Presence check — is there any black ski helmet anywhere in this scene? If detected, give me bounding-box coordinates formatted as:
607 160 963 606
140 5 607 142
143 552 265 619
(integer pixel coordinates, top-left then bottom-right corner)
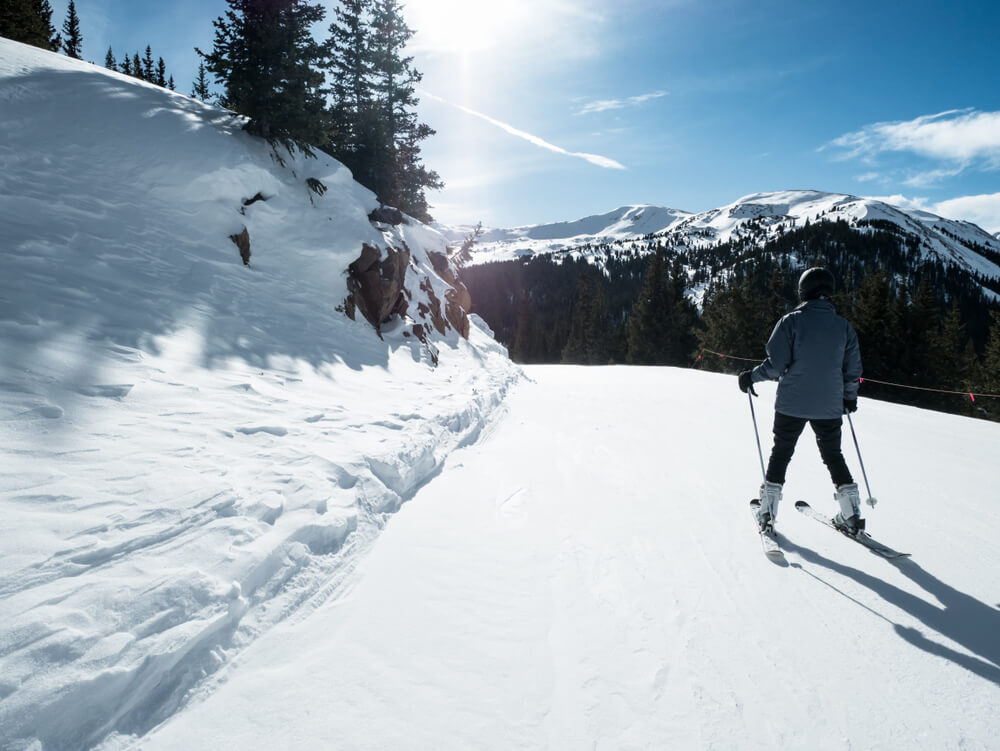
798 267 835 301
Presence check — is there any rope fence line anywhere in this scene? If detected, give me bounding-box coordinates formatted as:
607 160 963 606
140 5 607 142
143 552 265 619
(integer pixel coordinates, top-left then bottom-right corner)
696 347 1000 402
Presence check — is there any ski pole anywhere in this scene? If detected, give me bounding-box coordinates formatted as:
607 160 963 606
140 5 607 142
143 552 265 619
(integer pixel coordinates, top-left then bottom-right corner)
748 391 766 482
846 411 878 507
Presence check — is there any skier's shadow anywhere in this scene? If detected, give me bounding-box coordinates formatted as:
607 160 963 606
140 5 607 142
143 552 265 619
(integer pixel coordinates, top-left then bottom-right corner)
778 536 1000 686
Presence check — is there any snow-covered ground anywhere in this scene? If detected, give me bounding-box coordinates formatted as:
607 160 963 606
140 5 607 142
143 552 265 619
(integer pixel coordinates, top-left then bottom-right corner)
135 366 1000 750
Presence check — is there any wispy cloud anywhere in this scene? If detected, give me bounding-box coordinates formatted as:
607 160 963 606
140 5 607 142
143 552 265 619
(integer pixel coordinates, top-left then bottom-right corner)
826 109 1000 171
421 91 626 170
576 90 668 116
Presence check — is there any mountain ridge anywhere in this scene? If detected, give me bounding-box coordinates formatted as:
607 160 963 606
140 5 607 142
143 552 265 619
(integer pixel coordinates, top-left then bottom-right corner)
444 191 1000 298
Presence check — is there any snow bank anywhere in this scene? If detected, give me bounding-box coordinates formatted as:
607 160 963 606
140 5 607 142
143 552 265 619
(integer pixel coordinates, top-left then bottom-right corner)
0 38 518 750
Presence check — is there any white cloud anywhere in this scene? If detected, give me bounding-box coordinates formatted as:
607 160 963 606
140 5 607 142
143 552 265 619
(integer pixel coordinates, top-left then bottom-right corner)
932 192 1000 234
576 90 668 116
854 172 882 183
827 109 1000 170
421 91 626 170
864 192 1000 234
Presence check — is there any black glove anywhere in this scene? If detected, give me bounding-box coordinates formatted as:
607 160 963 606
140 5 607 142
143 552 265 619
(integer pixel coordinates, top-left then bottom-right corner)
738 370 757 396
844 398 858 413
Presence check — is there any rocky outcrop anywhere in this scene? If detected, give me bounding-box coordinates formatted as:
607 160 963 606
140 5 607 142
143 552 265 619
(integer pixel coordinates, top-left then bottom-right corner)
428 250 472 337
230 227 251 265
368 206 407 226
344 243 410 334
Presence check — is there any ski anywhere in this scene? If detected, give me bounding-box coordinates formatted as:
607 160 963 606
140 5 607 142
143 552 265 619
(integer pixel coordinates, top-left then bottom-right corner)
750 499 784 560
794 501 910 559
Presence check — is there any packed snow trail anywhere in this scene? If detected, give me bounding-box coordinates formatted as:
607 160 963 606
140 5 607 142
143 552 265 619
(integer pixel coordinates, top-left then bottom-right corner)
137 366 1000 751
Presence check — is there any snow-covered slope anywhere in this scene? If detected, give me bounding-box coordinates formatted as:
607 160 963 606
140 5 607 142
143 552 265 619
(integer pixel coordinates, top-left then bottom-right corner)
436 204 691 263
139 366 1000 750
0 38 518 749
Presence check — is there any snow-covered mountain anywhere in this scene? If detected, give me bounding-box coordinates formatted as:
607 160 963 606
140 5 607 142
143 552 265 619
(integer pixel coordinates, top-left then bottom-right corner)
0 37 518 749
452 191 1000 296
435 204 691 261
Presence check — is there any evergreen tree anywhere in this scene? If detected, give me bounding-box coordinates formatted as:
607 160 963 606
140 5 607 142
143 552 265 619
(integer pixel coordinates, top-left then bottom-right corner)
105 45 116 70
167 75 175 91
982 310 1000 398
1 0 48 48
367 0 441 220
36 0 59 49
849 268 898 402
132 52 143 79
156 56 167 87
324 0 374 179
627 250 672 364
562 274 610 364
142 45 155 81
61 0 82 59
119 55 132 77
199 0 329 155
191 61 211 100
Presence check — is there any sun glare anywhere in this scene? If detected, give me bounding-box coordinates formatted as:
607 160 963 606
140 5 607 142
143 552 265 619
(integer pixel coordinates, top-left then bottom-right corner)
407 0 537 55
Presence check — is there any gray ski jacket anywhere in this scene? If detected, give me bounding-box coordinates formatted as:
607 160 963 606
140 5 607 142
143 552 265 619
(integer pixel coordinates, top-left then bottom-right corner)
749 299 862 420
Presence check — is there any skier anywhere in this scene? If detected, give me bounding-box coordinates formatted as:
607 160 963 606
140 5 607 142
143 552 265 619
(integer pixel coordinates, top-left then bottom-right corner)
738 267 864 534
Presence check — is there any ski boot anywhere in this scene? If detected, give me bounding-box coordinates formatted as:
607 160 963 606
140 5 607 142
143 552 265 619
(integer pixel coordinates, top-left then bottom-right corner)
833 483 866 535
756 481 783 533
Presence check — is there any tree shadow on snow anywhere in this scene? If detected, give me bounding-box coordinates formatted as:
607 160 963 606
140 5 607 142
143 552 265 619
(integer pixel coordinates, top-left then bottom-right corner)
780 538 1000 687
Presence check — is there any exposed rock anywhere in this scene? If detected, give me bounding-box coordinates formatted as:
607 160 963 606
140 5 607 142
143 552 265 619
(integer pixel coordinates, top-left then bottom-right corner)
368 205 407 226
427 251 472 313
345 243 410 334
230 227 251 265
418 278 447 336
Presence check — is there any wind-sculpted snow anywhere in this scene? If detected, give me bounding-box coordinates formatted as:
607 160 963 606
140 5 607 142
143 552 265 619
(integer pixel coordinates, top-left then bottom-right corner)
0 38 519 750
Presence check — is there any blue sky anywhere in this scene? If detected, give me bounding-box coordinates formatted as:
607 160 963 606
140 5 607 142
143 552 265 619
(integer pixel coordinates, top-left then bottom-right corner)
57 0 1000 230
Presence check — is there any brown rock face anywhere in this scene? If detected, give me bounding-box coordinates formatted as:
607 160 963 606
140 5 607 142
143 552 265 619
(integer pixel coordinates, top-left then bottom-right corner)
345 243 410 334
230 227 251 265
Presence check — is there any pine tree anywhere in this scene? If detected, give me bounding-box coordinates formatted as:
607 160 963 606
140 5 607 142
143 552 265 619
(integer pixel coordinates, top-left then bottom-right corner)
36 0 59 50
1 0 47 48
105 46 116 70
156 56 167 87
199 0 329 155
324 0 375 183
119 55 132 77
142 45 155 81
132 52 143 79
562 274 610 364
982 310 1000 397
191 61 211 101
61 0 82 59
367 0 441 220
167 75 175 91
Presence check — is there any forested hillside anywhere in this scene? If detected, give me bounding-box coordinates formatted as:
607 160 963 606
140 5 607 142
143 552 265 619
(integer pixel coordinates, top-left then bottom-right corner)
462 219 1000 419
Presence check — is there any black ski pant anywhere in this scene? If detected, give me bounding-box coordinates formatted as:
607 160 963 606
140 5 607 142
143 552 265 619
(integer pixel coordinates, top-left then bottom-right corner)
765 412 854 486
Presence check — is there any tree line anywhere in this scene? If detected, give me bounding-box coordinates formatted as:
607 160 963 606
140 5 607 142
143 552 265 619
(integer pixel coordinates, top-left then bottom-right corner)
1 0 441 221
462 220 1000 421
198 0 440 220
2 1 179 91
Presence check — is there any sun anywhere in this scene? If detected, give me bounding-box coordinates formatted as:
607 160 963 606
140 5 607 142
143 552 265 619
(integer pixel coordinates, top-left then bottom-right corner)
406 0 538 56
